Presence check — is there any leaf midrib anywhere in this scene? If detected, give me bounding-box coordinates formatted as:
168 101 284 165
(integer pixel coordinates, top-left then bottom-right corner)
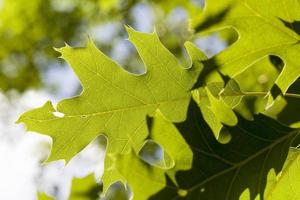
23 97 190 122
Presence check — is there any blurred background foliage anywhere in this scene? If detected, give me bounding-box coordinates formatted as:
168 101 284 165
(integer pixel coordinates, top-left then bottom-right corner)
0 0 202 93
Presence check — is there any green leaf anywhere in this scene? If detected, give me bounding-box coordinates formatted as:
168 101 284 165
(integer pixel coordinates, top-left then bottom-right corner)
17 27 206 193
264 148 300 200
240 148 300 199
138 139 175 170
69 174 101 200
39 174 102 200
195 0 300 99
101 182 128 200
234 56 279 120
149 112 194 184
220 79 244 108
205 87 238 126
17 27 204 161
38 193 54 200
102 112 193 199
192 81 238 138
150 100 299 200
103 151 166 200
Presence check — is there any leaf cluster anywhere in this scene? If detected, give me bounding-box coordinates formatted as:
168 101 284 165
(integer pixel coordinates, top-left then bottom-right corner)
18 0 300 199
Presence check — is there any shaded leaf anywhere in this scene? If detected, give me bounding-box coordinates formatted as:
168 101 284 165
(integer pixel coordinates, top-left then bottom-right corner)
150 100 299 200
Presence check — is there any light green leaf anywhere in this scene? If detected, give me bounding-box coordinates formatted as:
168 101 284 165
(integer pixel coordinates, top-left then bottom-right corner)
17 27 205 162
195 0 300 99
264 148 300 200
234 56 280 120
103 151 166 200
220 79 244 108
102 112 193 199
69 174 101 200
149 112 193 184
192 82 238 138
38 193 54 200
17 27 206 195
192 83 223 137
138 139 175 170
101 182 128 200
205 87 237 126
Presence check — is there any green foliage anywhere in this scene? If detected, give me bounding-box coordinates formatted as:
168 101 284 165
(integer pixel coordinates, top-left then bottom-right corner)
38 193 54 200
69 174 101 200
0 0 199 92
193 81 238 138
149 101 299 200
18 0 300 199
18 27 205 160
102 111 193 199
220 79 244 108
38 174 101 200
0 0 93 91
149 0 202 18
18 27 206 197
263 148 300 200
101 182 128 200
195 0 300 102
